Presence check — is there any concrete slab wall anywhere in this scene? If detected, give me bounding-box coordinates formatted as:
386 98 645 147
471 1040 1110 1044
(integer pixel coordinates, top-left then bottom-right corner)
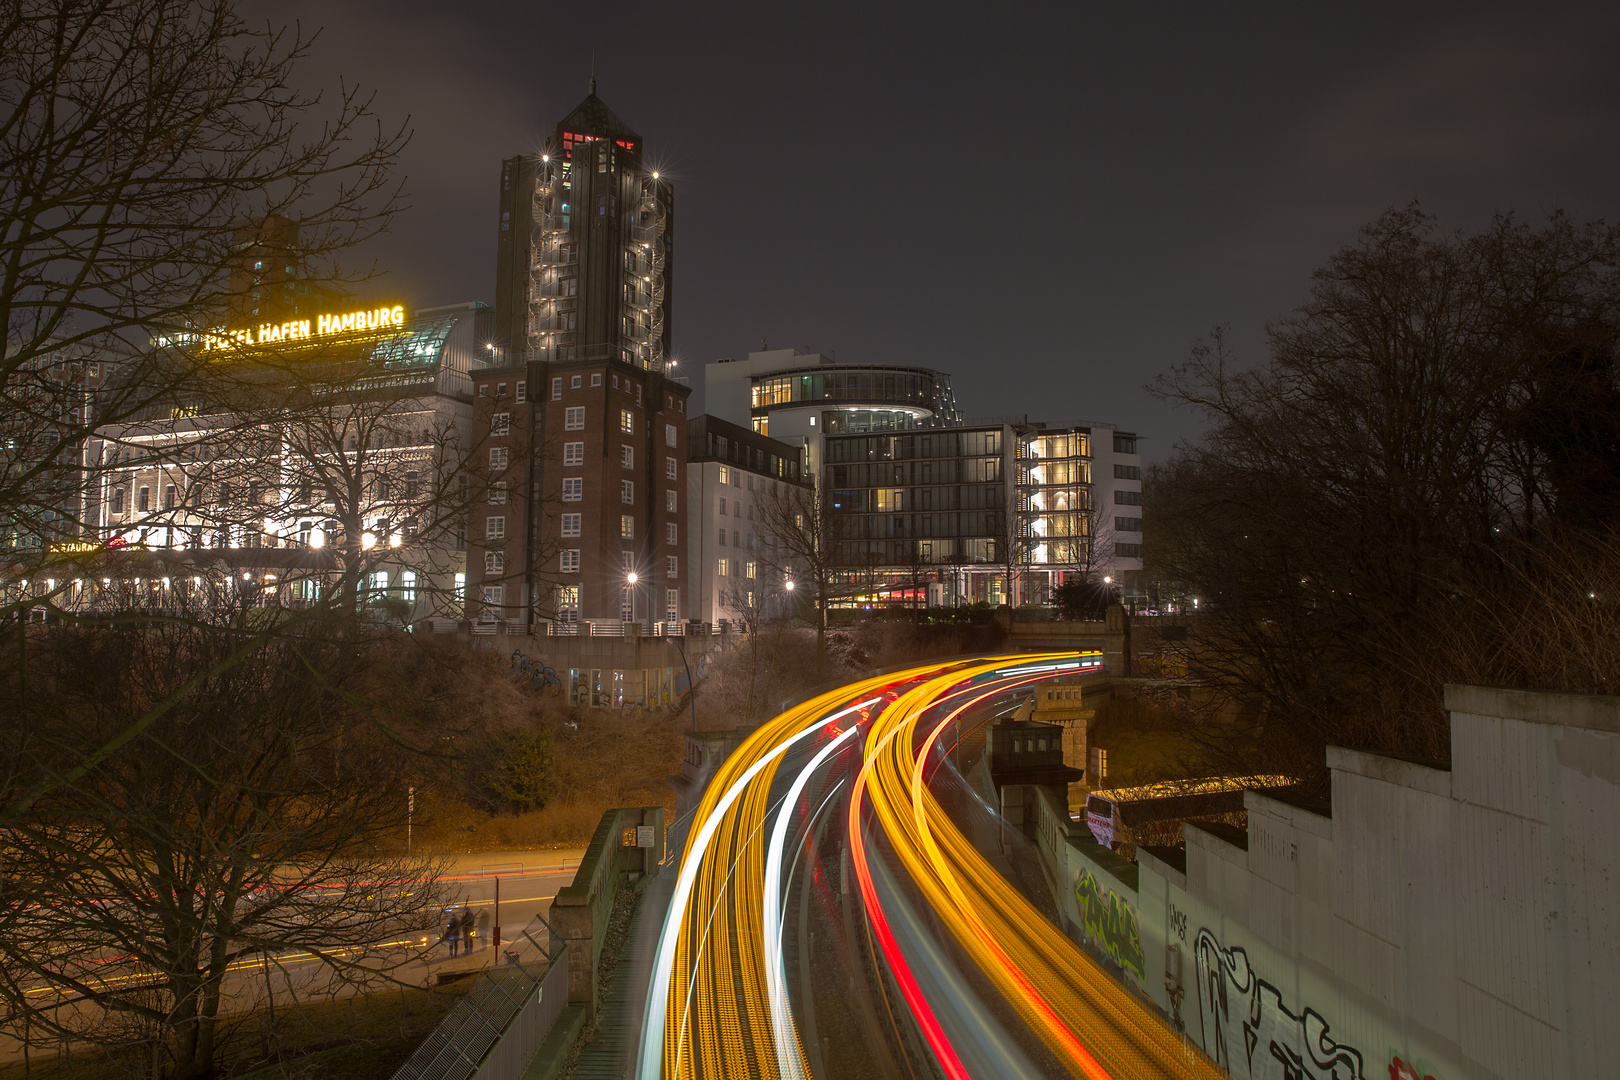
1129 685 1620 1080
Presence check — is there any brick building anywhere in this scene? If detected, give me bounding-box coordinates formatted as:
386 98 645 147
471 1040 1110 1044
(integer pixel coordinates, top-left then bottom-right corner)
469 358 690 627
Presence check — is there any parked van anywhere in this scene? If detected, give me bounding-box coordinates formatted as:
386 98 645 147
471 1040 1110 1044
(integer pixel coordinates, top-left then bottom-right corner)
1083 775 1291 856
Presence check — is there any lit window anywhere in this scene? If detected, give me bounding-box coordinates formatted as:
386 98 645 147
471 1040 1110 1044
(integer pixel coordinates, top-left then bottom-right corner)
621 444 633 468
485 516 506 539
561 549 580 573
621 480 634 504
620 515 634 539
491 413 510 436
485 550 504 573
620 409 634 434
489 446 509 470
565 407 585 430
561 513 581 537
717 558 729 577
746 561 757 579
718 466 730 485
564 441 584 466
666 555 678 578
488 481 507 504
563 477 582 501
666 489 677 512
666 456 678 480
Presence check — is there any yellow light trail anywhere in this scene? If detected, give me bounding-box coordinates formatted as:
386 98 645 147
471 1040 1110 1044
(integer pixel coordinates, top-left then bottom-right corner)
647 653 1222 1080
854 660 1225 1080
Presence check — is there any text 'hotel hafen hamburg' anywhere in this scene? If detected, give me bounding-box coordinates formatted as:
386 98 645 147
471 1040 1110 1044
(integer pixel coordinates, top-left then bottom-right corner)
89 284 496 621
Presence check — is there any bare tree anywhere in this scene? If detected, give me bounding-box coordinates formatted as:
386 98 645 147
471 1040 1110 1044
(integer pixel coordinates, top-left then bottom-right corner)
0 616 453 1080
716 564 790 724
1147 206 1620 771
755 474 854 678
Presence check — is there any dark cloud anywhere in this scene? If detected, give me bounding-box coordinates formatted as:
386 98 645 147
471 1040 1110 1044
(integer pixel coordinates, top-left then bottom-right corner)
244 0 1620 458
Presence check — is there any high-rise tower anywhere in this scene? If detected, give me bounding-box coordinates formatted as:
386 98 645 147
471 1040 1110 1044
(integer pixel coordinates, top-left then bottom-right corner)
475 85 688 630
494 82 673 371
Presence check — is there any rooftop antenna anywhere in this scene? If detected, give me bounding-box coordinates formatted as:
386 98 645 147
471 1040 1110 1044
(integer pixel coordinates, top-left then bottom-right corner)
590 52 597 95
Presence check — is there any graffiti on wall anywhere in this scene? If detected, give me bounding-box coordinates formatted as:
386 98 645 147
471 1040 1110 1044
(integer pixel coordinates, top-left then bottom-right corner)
1193 927 1366 1080
1074 868 1146 980
1388 1055 1440 1080
509 649 561 692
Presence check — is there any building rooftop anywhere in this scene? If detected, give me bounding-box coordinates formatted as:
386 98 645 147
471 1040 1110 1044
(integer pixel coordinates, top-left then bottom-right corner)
557 86 641 144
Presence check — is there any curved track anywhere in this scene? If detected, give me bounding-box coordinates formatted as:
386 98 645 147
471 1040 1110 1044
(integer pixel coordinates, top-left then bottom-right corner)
639 654 1223 1080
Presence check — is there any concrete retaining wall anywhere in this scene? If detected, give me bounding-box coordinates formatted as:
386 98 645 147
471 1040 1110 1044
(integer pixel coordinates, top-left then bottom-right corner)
1131 684 1620 1080
549 806 664 1009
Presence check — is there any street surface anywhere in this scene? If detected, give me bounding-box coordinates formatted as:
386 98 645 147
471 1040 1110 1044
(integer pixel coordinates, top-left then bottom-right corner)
0 850 585 1066
638 654 1223 1080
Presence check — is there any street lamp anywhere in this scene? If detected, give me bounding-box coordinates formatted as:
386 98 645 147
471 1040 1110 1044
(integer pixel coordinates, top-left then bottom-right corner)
361 531 377 550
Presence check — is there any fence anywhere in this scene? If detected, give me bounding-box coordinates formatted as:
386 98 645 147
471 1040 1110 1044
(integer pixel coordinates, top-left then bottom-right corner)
389 912 568 1080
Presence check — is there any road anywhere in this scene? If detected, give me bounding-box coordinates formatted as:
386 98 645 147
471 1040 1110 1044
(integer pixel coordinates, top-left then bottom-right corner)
0 851 584 1066
637 654 1224 1080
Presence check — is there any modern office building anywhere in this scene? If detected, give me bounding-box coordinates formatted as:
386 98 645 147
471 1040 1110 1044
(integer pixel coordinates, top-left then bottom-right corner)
704 346 1144 609
684 414 806 623
704 347 961 474
473 86 689 629
494 81 673 372
1023 423 1143 598
825 423 1019 606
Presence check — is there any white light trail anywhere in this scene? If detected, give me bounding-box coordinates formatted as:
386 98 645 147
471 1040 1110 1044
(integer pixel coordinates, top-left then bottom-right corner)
636 697 879 1080
763 726 859 1080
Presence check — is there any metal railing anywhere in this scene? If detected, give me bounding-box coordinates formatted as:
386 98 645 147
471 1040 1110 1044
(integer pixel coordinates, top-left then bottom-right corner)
389 912 567 1080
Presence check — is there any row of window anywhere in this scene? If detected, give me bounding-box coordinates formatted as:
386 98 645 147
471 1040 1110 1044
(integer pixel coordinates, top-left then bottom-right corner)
477 381 527 402
483 550 682 584
477 585 680 621
557 513 679 545
715 559 759 578
1115 517 1142 533
559 477 676 510
488 513 643 541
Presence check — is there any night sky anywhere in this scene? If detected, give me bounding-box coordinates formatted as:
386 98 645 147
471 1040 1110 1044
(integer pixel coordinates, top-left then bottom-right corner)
255 0 1620 460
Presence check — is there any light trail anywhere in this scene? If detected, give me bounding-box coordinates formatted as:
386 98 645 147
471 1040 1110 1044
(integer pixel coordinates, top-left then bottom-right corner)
762 724 860 1080
641 652 1222 1080
639 685 894 1080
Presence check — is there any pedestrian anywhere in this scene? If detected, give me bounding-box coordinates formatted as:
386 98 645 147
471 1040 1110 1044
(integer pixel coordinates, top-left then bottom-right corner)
460 906 475 952
477 909 490 949
445 916 461 958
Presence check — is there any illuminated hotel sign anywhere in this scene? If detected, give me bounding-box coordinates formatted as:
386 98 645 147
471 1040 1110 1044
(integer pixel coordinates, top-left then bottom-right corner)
155 304 407 352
